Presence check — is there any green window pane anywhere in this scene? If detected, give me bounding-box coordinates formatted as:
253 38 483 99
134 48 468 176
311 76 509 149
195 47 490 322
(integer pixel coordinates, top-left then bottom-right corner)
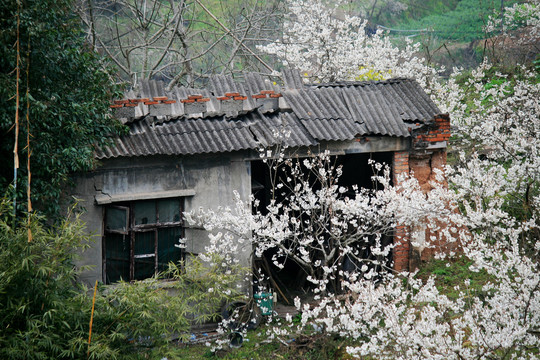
134 200 156 225
158 198 181 223
158 227 183 272
104 233 130 283
134 231 156 280
105 207 128 232
134 231 155 255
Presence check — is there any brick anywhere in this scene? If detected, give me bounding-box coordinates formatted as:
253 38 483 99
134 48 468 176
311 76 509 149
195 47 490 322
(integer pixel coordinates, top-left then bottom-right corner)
149 103 172 116
233 96 247 100
130 98 149 103
114 106 135 118
181 99 195 103
225 92 240 97
153 96 168 101
217 96 231 101
110 104 124 108
125 103 138 107
196 98 210 102
184 101 206 114
220 98 243 113
144 101 159 105
394 153 409 159
161 100 176 104
114 99 129 105
393 221 410 272
252 94 267 99
261 90 275 95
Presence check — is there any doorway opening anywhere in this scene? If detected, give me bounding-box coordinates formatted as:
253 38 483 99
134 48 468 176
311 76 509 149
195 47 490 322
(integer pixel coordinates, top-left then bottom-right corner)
250 152 394 300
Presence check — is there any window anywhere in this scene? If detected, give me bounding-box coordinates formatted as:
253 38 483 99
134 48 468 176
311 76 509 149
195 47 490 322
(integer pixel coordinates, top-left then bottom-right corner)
103 198 184 284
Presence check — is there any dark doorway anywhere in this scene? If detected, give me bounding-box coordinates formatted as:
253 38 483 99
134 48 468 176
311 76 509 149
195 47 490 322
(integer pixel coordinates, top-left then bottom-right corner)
250 152 394 298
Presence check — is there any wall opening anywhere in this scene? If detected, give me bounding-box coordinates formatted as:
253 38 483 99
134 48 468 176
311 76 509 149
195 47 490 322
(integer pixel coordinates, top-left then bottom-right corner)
250 152 394 298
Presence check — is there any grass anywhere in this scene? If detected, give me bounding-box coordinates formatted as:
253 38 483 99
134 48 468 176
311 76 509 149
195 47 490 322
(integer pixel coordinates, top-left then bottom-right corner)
161 326 360 359
395 0 521 42
416 256 492 300
122 257 496 359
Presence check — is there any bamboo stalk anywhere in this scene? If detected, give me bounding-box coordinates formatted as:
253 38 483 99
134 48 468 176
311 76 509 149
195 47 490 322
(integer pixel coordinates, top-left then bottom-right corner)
26 39 32 242
88 280 98 359
13 0 21 221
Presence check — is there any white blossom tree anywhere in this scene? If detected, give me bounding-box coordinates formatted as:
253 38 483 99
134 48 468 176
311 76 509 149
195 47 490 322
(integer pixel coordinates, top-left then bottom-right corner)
291 66 540 358
188 0 540 357
258 0 439 88
482 0 540 66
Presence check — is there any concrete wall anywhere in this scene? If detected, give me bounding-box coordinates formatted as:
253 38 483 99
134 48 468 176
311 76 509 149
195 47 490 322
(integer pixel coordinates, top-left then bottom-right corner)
72 152 252 285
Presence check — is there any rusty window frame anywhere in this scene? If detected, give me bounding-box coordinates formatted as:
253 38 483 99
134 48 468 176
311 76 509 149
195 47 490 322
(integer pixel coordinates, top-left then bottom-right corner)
103 198 184 283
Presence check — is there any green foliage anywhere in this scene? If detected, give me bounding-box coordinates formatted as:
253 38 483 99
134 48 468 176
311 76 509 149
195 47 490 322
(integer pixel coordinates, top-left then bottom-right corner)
399 0 461 25
397 0 519 41
0 0 125 218
0 197 93 359
0 196 246 359
89 255 247 358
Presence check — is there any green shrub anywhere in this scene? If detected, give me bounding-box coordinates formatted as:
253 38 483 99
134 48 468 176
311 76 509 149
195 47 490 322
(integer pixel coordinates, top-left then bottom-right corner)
0 198 94 359
0 197 246 359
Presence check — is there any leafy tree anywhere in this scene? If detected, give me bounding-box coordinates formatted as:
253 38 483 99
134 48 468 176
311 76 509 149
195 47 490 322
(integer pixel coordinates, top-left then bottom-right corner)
0 198 94 359
0 0 125 218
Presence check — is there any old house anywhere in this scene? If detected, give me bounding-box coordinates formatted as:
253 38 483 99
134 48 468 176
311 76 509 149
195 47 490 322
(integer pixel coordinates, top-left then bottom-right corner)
72 69 450 286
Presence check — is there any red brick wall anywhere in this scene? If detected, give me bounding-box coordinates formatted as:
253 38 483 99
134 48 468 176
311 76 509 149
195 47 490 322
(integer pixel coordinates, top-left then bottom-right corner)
392 151 410 272
413 115 451 148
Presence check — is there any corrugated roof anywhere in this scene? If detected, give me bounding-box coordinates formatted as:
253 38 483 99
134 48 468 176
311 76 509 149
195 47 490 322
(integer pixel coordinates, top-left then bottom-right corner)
282 78 437 139
100 71 443 159
281 68 306 89
96 109 317 159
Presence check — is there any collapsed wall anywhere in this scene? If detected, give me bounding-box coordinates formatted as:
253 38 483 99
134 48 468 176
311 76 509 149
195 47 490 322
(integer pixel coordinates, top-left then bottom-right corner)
392 115 460 271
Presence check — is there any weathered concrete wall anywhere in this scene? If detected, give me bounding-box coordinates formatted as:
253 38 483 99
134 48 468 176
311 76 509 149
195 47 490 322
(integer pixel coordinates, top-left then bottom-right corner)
72 152 252 286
